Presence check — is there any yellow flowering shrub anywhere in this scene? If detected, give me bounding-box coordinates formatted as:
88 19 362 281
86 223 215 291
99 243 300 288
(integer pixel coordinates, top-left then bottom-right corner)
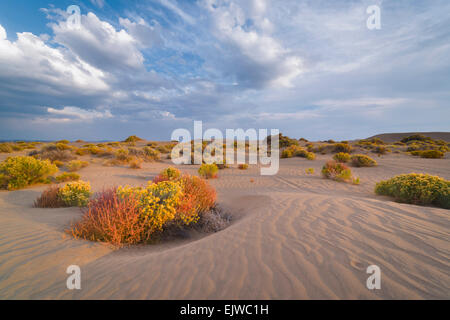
0 156 58 190
59 181 92 207
375 174 449 209
118 181 183 232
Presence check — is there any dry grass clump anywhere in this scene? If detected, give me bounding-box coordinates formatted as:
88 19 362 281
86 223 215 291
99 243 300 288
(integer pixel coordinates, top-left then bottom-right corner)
321 161 353 182
55 172 80 183
68 175 219 246
238 164 249 170
351 154 377 167
129 158 143 169
30 144 76 162
198 163 219 179
34 186 66 208
333 152 351 163
53 160 64 168
67 160 89 172
0 156 58 190
375 174 449 209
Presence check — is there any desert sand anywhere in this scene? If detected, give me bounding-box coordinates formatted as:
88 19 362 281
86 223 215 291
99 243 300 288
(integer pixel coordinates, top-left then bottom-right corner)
0 152 449 300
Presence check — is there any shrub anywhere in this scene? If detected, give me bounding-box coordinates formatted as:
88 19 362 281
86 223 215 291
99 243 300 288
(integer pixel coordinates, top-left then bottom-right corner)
154 167 181 183
375 174 449 209
333 143 352 153
400 134 433 144
373 146 389 155
282 145 316 160
142 147 160 161
305 168 315 175
56 172 80 183
198 163 218 179
333 152 351 163
238 164 249 170
176 175 217 225
30 146 75 162
69 176 218 246
69 188 152 246
67 160 89 172
321 161 352 182
0 156 58 190
58 181 92 207
0 143 13 153
351 154 377 167
129 158 143 169
412 150 444 159
118 181 183 232
115 149 132 163
56 140 70 144
34 186 66 208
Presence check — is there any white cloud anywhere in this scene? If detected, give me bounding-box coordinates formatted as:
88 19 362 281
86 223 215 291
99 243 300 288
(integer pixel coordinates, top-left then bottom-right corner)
47 106 113 121
119 17 163 48
51 12 144 71
203 0 303 88
0 24 109 93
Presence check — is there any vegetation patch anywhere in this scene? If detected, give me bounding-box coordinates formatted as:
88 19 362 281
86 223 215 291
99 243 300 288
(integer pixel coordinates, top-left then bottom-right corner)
67 160 89 172
0 156 58 190
56 172 80 183
375 174 449 209
333 152 351 163
321 161 353 182
351 154 377 167
68 175 221 246
58 181 92 207
198 163 219 179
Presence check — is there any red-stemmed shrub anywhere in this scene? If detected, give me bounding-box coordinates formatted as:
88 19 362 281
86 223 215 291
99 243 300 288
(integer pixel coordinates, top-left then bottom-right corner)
69 188 152 246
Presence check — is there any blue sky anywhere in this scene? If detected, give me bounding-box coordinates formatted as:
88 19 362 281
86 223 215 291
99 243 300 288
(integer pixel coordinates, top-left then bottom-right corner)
0 0 449 141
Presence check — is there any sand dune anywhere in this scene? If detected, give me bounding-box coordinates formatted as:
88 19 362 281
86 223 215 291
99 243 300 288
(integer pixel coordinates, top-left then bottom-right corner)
0 154 449 299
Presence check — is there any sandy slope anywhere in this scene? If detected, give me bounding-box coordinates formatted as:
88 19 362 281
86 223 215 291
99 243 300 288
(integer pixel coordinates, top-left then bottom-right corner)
0 154 449 299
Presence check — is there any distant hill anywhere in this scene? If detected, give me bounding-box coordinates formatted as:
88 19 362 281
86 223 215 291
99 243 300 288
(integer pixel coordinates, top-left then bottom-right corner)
367 132 450 143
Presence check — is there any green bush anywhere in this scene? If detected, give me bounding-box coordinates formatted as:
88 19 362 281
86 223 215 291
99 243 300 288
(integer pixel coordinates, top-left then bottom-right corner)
67 160 89 172
333 143 352 153
282 145 315 160
351 154 377 167
142 146 161 161
321 161 352 182
56 172 81 183
0 156 58 190
198 164 218 179
375 174 449 209
411 150 444 159
333 152 351 163
58 181 92 207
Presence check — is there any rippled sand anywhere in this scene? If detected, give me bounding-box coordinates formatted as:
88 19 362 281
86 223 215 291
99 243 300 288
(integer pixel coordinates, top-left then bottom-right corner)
0 153 449 299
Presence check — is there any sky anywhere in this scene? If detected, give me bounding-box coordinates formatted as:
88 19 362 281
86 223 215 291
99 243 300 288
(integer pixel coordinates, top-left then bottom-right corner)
0 0 449 141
